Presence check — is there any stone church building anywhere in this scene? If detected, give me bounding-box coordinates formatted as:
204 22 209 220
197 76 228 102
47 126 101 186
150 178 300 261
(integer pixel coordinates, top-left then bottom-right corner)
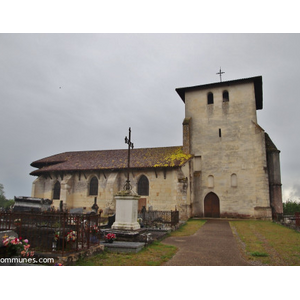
30 76 283 220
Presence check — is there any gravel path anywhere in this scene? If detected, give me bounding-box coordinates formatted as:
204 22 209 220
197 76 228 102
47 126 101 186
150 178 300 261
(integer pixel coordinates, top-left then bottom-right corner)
162 219 251 266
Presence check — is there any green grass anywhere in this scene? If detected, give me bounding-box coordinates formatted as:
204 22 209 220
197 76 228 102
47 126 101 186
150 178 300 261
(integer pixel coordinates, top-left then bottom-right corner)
230 220 300 266
170 219 206 237
76 219 300 266
76 241 177 266
250 251 269 257
76 219 206 266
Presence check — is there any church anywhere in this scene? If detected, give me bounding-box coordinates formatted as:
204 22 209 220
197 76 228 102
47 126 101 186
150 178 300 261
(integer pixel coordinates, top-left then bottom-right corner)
30 76 283 220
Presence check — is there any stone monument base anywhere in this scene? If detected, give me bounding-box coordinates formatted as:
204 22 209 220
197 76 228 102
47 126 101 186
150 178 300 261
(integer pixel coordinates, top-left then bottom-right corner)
111 222 140 231
111 191 141 231
102 228 147 242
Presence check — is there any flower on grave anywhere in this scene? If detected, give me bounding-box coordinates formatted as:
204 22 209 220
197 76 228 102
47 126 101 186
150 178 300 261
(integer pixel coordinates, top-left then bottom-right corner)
54 232 60 241
90 225 100 235
14 219 21 226
21 250 34 257
104 233 116 241
137 218 143 224
2 236 34 257
65 230 77 242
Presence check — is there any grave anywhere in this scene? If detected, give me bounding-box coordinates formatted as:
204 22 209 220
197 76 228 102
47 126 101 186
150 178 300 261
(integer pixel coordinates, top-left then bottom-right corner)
100 241 145 253
103 189 147 247
101 128 147 252
13 196 52 212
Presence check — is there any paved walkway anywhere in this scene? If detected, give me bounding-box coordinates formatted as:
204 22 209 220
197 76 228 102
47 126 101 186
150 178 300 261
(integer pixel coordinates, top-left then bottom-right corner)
162 219 250 266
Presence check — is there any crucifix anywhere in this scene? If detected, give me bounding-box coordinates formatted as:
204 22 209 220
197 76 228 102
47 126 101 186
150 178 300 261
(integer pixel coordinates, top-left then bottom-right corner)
216 67 225 82
124 127 134 190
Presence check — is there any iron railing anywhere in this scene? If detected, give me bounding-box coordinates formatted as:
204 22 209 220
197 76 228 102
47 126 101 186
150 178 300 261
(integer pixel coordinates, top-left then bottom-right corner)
138 210 179 228
0 211 102 255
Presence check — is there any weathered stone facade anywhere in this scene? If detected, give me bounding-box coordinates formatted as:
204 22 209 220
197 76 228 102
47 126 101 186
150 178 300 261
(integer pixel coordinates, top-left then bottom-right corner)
30 76 283 220
31 166 190 218
176 76 282 219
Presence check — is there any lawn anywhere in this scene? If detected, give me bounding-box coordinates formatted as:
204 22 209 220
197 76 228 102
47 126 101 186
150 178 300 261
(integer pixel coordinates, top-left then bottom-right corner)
230 220 300 266
76 219 300 266
76 219 206 266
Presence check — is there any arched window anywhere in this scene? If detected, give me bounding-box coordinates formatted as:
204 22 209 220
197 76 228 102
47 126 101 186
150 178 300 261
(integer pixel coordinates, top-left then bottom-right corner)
223 90 229 102
138 175 149 196
89 176 98 196
207 92 214 104
53 181 61 199
208 175 214 188
231 173 237 187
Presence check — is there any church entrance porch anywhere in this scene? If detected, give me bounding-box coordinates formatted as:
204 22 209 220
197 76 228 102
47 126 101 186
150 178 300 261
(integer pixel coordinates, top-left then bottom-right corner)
204 192 220 218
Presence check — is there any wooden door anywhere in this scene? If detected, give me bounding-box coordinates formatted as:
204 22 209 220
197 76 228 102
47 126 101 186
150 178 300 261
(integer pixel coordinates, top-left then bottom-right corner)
204 192 220 218
138 198 147 212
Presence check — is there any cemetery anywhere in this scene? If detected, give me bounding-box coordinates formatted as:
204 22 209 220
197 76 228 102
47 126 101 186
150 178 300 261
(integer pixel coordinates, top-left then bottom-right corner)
0 129 180 266
0 196 180 265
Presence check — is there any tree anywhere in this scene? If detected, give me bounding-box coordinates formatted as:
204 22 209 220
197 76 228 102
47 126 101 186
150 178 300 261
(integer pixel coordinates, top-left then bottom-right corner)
283 200 300 215
0 183 5 202
0 183 14 210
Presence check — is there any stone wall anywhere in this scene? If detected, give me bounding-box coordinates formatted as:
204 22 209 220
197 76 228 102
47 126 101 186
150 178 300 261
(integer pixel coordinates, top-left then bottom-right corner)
265 133 283 215
31 166 191 220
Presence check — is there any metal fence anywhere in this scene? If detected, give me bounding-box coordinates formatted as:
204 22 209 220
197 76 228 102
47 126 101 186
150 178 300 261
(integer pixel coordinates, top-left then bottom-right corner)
138 210 179 228
275 212 300 227
0 211 102 255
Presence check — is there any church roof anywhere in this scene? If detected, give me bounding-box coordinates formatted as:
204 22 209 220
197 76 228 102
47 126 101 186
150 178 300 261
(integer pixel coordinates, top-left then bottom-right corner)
175 76 263 110
30 146 192 176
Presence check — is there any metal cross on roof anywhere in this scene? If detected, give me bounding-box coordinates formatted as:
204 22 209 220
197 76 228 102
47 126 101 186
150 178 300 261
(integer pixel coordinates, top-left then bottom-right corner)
216 67 225 82
124 127 134 190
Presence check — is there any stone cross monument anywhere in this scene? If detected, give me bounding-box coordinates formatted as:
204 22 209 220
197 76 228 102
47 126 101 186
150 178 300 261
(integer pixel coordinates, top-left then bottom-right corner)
112 127 141 231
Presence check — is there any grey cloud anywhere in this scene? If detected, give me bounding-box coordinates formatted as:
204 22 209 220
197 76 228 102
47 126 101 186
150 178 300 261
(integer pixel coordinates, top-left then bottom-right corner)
0 33 299 200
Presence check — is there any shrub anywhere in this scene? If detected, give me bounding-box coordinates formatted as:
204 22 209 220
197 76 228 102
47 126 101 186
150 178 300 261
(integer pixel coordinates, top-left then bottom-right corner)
283 200 300 215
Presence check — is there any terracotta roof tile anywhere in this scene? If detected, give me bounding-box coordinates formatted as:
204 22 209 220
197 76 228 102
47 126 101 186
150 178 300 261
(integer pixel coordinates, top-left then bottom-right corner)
30 146 192 176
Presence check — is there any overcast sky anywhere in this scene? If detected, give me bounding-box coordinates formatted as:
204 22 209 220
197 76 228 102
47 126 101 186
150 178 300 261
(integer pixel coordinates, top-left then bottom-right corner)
0 33 299 201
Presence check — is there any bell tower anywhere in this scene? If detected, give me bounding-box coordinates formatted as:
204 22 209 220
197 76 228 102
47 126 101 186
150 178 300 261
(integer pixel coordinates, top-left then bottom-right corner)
176 76 278 219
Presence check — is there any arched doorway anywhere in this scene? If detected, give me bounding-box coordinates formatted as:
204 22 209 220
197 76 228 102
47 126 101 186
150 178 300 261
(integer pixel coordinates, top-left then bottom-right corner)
204 192 220 218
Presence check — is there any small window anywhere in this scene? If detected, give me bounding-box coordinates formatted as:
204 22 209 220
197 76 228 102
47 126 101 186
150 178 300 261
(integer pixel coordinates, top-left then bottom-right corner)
231 174 237 187
223 90 229 102
207 92 214 104
208 175 214 188
138 175 149 196
89 176 98 196
53 181 61 199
